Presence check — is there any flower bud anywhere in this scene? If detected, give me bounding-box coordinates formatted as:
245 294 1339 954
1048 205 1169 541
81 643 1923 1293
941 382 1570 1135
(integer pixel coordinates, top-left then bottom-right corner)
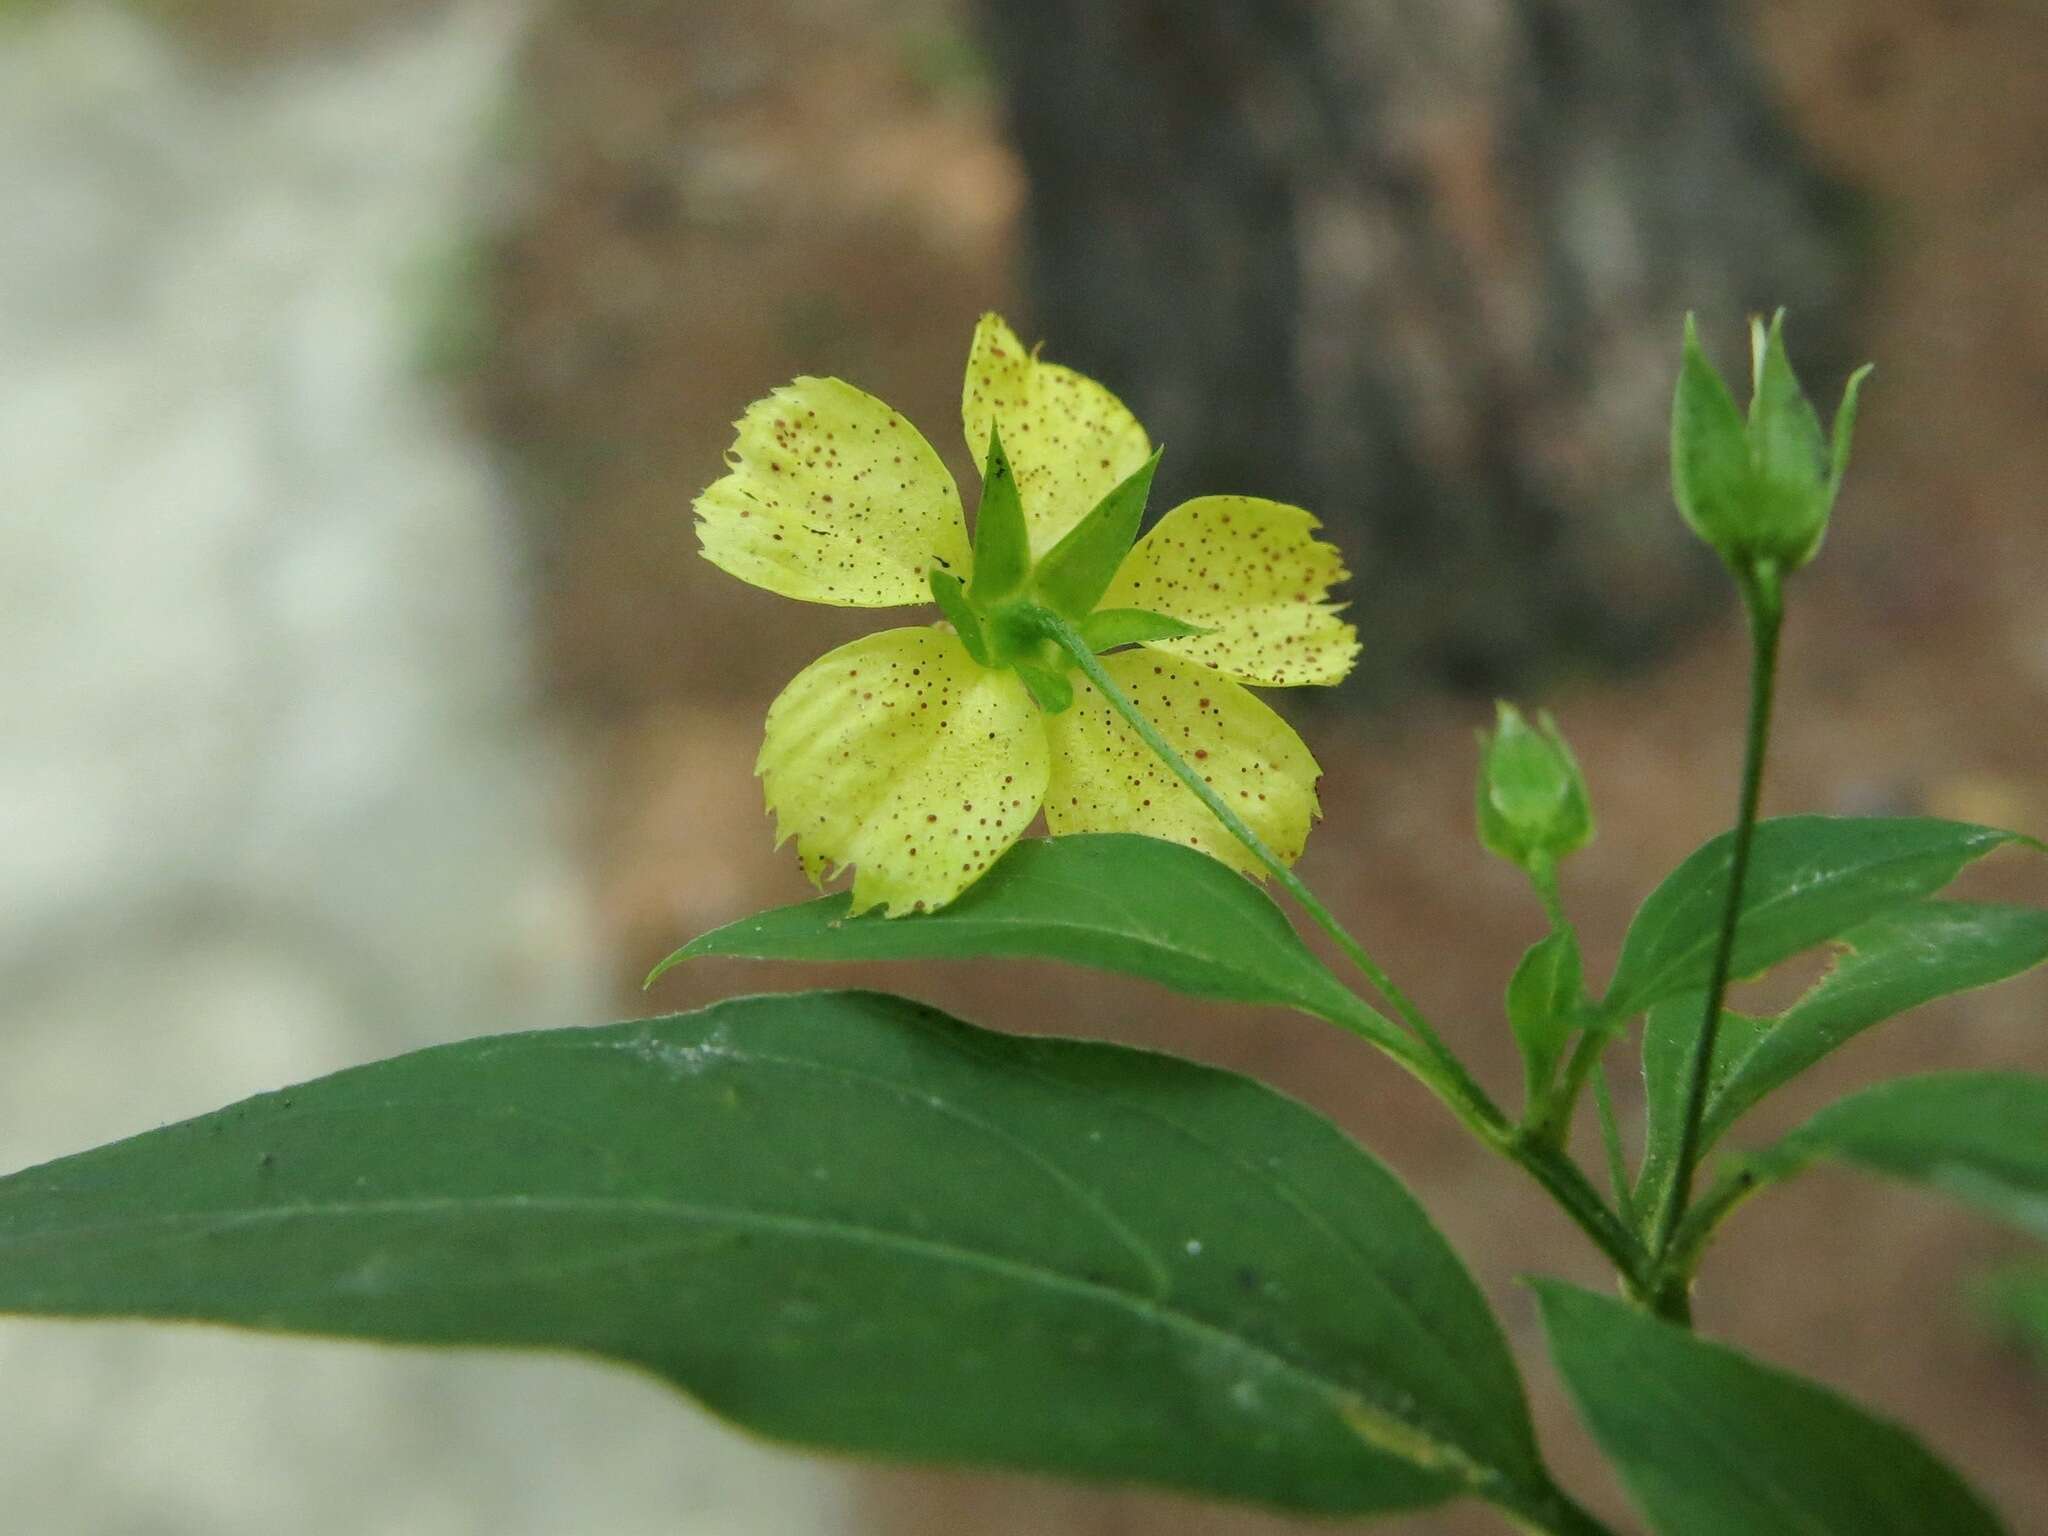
1670 311 1871 572
1476 703 1593 871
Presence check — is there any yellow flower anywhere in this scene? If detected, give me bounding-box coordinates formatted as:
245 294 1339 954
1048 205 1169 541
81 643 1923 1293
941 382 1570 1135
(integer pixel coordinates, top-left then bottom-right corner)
696 314 1360 915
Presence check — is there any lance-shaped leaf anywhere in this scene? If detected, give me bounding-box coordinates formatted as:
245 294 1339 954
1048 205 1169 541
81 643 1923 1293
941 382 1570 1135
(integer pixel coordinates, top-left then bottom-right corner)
1702 901 2048 1144
1536 1281 2005 1535
1602 817 2032 1022
0 991 1579 1526
661 833 1403 1051
1506 928 1584 1106
1746 1071 2048 1239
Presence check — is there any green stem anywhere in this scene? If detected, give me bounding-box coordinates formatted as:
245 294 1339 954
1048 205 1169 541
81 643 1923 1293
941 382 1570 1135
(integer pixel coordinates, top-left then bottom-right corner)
1646 561 1784 1302
1033 610 1649 1288
1663 1163 1770 1288
1592 1063 1636 1232
1532 1021 1604 1148
1031 613 1460 1069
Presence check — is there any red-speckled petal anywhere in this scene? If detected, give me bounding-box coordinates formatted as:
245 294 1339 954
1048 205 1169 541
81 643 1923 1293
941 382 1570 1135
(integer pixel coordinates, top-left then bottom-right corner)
698 377 969 606
1099 496 1360 687
1043 650 1321 876
961 314 1151 557
759 627 1048 915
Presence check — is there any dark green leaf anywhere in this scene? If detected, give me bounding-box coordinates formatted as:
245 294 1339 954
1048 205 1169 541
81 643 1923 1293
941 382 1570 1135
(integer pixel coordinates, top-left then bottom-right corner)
968 425 1029 605
0 991 1564 1522
1603 817 2030 1022
1077 607 1206 652
1703 902 2048 1144
1635 993 1766 1226
1975 1264 2048 1369
1749 1071 2048 1239
1535 1280 2005 1535
660 832 1402 1050
1032 449 1161 619
1506 928 1583 1104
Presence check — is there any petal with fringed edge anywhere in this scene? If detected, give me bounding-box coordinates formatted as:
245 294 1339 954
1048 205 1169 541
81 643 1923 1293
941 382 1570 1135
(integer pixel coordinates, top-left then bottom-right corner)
1100 496 1360 686
759 627 1049 915
698 377 970 607
961 314 1151 558
1043 650 1321 876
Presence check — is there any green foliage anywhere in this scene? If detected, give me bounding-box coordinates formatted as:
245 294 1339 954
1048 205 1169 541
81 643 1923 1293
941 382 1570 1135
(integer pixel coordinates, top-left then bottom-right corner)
1602 816 2030 1022
1535 1282 2004 1535
1747 1071 2048 1238
0 990 1583 1526
1636 994 1769 1228
1703 901 2048 1143
1975 1265 2048 1368
1506 928 1585 1107
660 832 1403 1052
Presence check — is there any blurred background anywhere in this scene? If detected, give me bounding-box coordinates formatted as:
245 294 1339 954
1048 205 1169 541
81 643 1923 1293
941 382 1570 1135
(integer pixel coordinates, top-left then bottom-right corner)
1 0 2044 1531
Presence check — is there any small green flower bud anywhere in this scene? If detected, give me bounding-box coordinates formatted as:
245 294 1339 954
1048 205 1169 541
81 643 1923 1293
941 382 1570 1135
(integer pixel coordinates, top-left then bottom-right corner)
1670 311 1872 572
1476 703 1593 872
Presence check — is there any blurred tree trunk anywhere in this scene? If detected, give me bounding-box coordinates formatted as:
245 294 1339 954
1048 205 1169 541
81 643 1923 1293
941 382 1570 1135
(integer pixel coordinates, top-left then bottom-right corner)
973 0 1861 691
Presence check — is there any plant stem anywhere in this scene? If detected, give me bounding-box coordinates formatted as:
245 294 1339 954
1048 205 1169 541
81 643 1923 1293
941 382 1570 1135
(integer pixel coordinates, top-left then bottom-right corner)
1533 1022 1604 1148
1663 1163 1769 1288
1592 1063 1636 1231
1646 561 1784 1298
1033 611 1649 1288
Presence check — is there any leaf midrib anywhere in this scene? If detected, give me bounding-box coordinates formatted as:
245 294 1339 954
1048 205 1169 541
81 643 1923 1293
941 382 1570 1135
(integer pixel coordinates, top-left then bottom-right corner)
0 1189 1498 1495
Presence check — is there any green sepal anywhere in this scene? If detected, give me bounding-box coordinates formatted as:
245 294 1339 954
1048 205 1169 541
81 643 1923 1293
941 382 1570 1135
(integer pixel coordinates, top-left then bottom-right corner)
968 425 1030 605
1671 313 1752 557
1475 703 1593 874
1031 447 1162 619
1013 660 1074 714
1076 607 1208 653
1671 311 1873 572
1830 362 1875 497
928 567 989 665
1744 310 1831 566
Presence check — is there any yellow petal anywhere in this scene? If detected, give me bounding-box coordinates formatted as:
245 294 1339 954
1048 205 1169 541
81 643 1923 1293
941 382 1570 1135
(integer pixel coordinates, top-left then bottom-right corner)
1099 496 1361 686
697 377 971 607
1044 650 1320 875
961 313 1151 558
759 627 1049 915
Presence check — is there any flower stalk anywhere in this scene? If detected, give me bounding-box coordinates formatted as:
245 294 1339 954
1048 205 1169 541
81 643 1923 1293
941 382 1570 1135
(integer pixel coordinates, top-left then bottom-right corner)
1646 558 1784 1317
1032 605 1650 1292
